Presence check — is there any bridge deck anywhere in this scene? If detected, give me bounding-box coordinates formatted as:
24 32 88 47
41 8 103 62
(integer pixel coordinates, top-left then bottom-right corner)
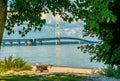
2 37 100 46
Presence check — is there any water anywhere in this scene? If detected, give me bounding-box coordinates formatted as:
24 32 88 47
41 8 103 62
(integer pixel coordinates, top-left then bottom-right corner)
0 44 104 69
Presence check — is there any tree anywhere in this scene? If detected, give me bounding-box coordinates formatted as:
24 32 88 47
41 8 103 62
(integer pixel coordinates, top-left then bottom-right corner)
0 0 72 45
0 0 7 46
70 0 120 67
1 0 120 68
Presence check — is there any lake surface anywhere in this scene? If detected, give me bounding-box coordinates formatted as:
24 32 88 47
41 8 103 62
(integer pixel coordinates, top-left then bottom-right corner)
0 44 104 69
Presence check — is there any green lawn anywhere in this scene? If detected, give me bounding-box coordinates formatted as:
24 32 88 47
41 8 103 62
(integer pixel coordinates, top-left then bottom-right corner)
0 73 86 81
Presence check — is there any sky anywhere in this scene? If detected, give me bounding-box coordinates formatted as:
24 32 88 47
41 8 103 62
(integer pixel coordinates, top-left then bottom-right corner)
3 13 85 38
4 0 99 41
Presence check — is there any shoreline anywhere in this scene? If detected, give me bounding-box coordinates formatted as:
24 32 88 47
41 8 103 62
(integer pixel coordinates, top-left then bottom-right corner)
30 63 101 70
47 66 97 74
3 65 99 76
50 65 100 69
2 65 120 81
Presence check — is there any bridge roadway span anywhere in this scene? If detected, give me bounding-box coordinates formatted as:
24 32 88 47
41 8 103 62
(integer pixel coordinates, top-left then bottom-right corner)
2 37 100 46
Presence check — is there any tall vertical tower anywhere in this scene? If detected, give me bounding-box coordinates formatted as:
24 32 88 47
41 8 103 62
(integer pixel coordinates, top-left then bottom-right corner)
56 22 60 45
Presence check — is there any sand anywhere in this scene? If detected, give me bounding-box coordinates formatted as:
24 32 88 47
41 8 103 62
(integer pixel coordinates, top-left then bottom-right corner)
6 65 98 75
47 66 94 74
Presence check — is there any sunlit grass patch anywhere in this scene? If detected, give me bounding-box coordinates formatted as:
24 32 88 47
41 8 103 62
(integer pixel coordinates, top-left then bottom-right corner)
0 73 86 81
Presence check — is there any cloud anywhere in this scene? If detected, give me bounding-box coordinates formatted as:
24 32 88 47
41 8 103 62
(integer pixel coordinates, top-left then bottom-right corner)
42 13 59 24
4 12 85 39
40 12 85 38
42 13 85 28
61 28 82 37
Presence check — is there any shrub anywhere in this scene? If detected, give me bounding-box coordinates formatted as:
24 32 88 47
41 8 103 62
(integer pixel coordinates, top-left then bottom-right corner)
102 65 120 78
103 65 115 77
0 55 32 72
21 64 33 70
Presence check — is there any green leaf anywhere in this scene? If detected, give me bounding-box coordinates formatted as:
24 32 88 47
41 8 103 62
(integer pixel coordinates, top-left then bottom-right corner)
19 31 22 34
68 18 73 23
109 0 114 2
107 17 110 23
111 16 117 23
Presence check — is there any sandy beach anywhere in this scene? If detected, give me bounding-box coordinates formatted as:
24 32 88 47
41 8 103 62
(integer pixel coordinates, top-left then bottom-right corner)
46 66 94 74
7 65 97 76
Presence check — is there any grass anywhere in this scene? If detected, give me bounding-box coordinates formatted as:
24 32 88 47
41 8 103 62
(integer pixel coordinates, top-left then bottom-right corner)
100 65 120 78
0 73 86 81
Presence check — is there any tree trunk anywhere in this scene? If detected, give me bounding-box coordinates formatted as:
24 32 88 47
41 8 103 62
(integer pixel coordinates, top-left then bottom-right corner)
0 0 7 46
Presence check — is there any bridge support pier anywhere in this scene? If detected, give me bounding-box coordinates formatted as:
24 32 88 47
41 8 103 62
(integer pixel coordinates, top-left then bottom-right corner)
33 39 37 46
2 42 5 46
18 40 20 46
78 40 81 44
40 41 42 45
25 41 28 46
10 41 12 46
56 38 60 45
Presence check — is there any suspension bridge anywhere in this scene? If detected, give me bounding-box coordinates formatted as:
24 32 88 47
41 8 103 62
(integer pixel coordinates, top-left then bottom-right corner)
2 37 100 46
2 22 100 46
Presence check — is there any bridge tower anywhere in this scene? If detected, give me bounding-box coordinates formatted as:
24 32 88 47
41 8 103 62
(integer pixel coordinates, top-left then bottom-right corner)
55 22 60 45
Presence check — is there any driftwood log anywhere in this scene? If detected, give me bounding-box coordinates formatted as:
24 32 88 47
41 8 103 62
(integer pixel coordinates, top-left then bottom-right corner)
35 64 52 72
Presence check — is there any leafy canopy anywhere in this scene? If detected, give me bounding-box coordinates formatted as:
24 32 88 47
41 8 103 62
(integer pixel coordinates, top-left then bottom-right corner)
6 0 72 36
71 0 120 67
4 0 120 67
